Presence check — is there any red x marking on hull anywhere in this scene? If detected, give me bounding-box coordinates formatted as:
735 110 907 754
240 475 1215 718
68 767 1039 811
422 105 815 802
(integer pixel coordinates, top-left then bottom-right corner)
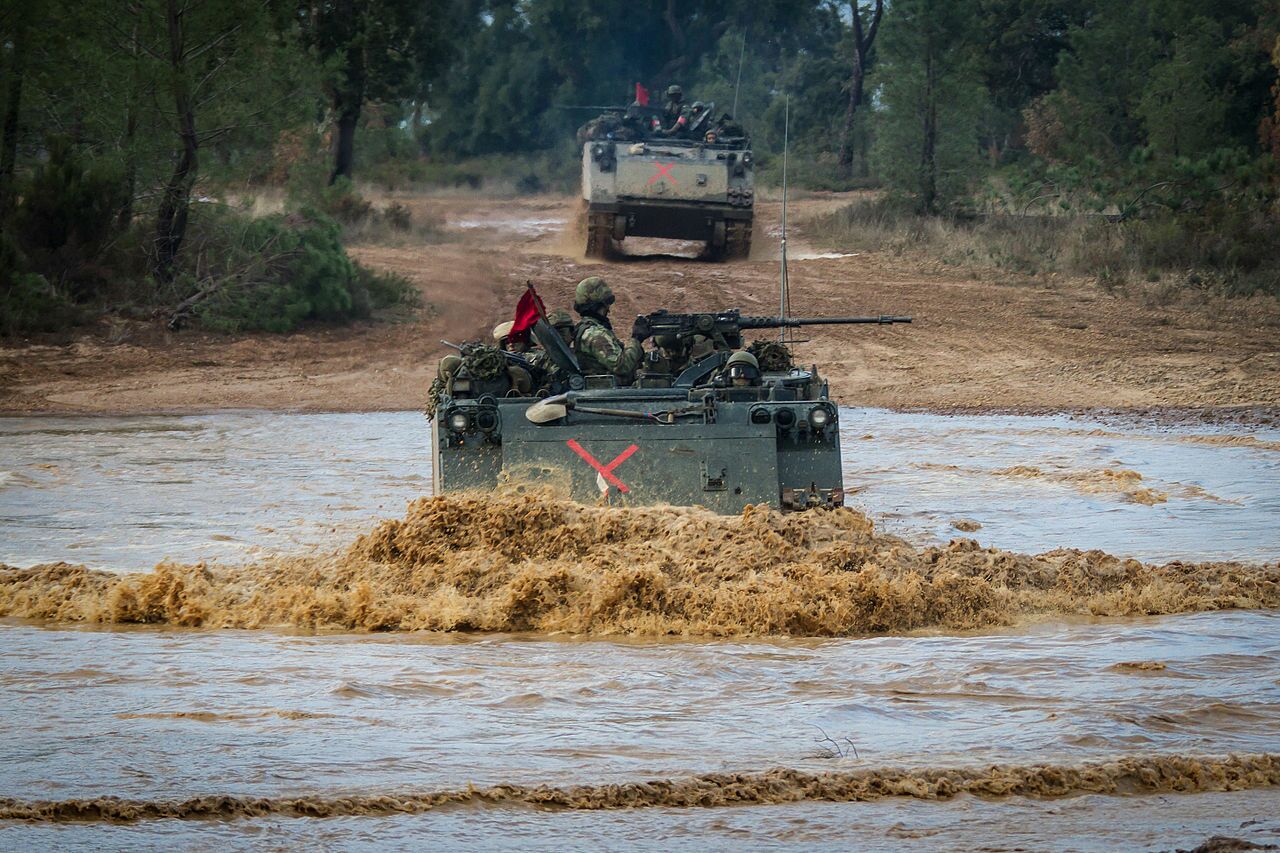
565 439 639 493
647 162 678 185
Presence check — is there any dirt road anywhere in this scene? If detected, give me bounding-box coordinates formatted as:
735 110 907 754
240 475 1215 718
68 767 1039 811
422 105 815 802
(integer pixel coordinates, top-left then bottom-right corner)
2 192 1277 420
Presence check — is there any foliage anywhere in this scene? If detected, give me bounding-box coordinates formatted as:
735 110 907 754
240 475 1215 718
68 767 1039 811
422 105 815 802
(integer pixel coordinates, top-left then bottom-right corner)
3 0 1279 337
298 0 451 182
871 0 989 211
811 194 1280 298
0 234 80 335
356 263 420 312
7 139 128 298
180 208 364 333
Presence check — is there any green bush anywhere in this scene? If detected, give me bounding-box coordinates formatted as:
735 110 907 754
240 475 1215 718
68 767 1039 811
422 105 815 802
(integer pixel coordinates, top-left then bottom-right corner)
0 226 82 336
9 138 127 298
0 270 81 335
184 207 368 333
355 262 420 311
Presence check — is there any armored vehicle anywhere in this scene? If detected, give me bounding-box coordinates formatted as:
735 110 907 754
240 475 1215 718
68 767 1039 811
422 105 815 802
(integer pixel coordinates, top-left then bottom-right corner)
430 309 909 514
578 103 753 260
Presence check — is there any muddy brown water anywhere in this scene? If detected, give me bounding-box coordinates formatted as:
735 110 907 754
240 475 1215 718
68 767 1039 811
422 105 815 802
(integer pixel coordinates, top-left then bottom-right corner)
2 408 1277 569
1 409 1278 849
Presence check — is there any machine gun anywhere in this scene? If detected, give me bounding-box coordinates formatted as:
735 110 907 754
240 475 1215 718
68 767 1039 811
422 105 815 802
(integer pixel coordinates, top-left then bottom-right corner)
641 309 912 352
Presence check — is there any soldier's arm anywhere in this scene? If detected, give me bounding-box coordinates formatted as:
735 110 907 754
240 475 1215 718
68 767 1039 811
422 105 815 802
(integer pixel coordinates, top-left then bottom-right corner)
613 339 645 378
581 329 642 379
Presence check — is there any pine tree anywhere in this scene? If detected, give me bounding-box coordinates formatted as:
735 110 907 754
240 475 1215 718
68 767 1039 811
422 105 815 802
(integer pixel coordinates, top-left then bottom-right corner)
872 0 988 211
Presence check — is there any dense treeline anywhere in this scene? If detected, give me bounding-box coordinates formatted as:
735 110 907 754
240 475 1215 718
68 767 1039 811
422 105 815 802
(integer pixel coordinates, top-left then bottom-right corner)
1 0 1278 333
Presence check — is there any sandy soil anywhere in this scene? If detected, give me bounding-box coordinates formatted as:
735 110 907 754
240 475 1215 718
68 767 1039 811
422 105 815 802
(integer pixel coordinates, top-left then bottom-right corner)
2 192 1278 420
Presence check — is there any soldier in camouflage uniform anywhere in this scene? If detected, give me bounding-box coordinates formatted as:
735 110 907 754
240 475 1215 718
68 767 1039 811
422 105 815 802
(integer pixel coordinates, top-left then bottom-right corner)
719 350 762 387
529 309 576 392
549 309 576 349
573 276 648 384
425 353 463 419
656 84 689 137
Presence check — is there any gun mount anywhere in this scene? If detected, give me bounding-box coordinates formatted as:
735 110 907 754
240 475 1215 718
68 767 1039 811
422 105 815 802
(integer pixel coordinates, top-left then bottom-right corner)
642 309 912 351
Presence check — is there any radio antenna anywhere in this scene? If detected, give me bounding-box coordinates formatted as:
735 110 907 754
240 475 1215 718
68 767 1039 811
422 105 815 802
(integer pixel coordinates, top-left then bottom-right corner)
732 31 747 117
779 94 791 342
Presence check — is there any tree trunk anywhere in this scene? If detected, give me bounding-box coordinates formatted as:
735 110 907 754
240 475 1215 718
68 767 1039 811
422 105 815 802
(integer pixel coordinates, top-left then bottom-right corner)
119 19 140 229
660 0 689 79
920 53 937 212
329 104 359 184
328 1 365 186
153 0 199 282
0 8 29 211
836 54 865 178
836 1 882 181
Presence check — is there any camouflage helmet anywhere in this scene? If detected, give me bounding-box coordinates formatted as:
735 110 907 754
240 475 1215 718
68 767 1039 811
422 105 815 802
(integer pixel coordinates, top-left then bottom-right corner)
439 354 462 376
666 84 683 99
492 320 515 342
725 349 761 386
548 309 574 328
691 100 705 113
574 276 614 308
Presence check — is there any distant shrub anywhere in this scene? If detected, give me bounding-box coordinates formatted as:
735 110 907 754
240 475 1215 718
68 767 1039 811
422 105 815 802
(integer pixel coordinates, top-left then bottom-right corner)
315 177 374 225
811 195 1280 298
355 263 420 312
9 138 127 299
179 207 370 333
381 202 413 231
0 266 81 335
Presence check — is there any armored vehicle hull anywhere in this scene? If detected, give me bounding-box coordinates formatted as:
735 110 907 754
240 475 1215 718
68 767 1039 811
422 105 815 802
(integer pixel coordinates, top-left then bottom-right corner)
429 309 908 514
582 139 754 260
432 386 843 513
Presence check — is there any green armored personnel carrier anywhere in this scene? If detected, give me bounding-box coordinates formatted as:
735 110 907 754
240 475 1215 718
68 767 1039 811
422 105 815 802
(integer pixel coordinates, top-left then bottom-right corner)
578 102 753 259
430 308 910 513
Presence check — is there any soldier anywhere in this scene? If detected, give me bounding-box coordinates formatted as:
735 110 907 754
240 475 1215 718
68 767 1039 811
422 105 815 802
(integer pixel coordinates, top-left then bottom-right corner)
573 276 648 383
492 320 532 354
688 100 709 136
656 84 689 137
721 350 762 387
426 353 463 419
643 332 712 376
548 309 576 349
529 309 576 392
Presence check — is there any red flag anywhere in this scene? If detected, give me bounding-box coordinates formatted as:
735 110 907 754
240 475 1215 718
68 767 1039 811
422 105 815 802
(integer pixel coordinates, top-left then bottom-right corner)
635 82 650 106
510 283 547 345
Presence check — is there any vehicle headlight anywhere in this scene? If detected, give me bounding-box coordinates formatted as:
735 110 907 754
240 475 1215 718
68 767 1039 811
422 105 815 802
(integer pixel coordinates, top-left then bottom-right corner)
476 410 498 432
809 407 830 429
449 412 470 433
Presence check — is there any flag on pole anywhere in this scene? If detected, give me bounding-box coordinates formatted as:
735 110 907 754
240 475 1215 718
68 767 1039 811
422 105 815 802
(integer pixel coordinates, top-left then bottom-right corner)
635 82 650 106
510 282 547 346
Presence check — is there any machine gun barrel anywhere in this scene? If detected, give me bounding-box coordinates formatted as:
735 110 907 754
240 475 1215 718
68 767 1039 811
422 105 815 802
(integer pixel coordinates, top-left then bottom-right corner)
738 315 913 328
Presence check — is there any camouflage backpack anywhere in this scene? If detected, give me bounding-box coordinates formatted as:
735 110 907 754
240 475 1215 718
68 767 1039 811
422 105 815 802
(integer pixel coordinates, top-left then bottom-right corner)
748 339 794 372
460 342 507 381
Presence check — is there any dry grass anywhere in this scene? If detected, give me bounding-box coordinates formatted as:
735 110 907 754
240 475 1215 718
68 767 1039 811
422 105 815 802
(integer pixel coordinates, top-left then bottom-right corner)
806 197 1280 299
